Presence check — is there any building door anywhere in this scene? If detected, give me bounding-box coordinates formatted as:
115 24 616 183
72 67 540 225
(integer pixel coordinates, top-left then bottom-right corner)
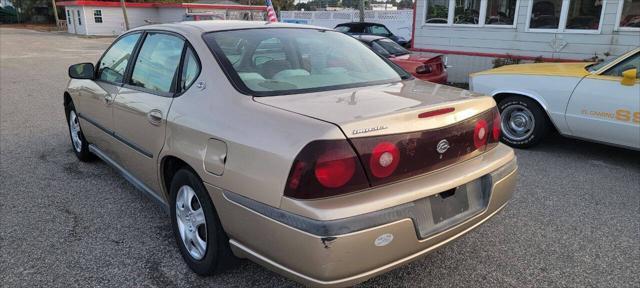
67 9 76 34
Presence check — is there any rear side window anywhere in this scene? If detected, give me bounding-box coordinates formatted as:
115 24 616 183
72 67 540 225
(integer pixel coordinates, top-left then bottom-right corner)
130 33 185 94
180 47 200 91
368 25 391 36
97 33 141 84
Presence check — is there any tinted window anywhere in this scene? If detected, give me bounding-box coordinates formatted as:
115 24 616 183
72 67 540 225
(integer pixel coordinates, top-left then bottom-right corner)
204 28 405 96
334 26 350 32
373 39 409 56
604 53 639 78
97 33 141 83
130 33 184 94
368 25 391 36
181 47 200 91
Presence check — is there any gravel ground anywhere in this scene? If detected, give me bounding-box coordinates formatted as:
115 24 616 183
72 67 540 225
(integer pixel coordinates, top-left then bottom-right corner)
1 28 639 288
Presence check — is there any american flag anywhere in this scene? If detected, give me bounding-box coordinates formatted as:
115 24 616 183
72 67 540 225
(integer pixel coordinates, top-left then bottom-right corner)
265 0 278 23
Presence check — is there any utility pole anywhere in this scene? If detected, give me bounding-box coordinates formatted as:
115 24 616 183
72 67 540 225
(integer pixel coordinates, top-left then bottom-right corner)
120 0 130 30
359 0 365 22
51 0 60 29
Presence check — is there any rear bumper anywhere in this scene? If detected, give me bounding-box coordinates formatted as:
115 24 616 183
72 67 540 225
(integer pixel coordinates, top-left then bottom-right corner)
207 145 517 287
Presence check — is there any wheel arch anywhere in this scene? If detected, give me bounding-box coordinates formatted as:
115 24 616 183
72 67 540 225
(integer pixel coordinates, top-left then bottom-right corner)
64 91 72 107
492 91 559 133
160 155 196 200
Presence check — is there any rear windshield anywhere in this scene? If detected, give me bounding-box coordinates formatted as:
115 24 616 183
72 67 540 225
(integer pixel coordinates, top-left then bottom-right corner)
203 28 406 96
372 38 410 57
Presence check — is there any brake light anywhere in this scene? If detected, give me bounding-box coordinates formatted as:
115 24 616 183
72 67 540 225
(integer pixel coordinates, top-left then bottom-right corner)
415 64 431 74
315 148 356 188
369 142 400 178
492 110 501 141
284 140 369 199
474 119 488 149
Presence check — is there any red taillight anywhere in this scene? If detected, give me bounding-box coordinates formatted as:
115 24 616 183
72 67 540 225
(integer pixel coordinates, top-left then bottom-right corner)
369 142 400 178
492 111 501 141
315 148 356 188
415 64 431 74
474 119 488 149
284 140 369 199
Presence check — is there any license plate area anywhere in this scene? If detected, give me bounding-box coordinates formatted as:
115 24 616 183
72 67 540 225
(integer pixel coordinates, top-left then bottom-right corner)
415 176 491 239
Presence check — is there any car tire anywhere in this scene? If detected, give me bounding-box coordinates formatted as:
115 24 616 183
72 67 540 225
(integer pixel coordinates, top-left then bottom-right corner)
65 102 94 161
169 168 238 275
497 96 549 148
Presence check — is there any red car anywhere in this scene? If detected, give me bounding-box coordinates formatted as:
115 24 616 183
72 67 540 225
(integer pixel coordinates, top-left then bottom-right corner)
355 35 448 84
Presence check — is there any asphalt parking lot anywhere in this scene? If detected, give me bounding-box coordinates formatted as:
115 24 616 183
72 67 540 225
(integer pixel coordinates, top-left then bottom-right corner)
1 27 639 288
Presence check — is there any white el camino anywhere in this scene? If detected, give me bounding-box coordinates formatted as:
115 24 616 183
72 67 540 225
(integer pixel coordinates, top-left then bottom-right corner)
470 48 639 150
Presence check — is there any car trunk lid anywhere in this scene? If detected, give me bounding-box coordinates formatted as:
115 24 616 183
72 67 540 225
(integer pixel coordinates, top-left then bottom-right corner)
255 79 500 186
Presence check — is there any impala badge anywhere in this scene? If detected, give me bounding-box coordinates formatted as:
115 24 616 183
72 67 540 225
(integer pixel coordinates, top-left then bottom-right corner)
352 125 388 135
436 139 450 154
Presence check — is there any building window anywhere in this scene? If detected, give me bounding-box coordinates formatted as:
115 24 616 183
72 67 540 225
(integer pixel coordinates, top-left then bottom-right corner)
454 0 482 25
617 0 640 29
486 0 518 25
425 0 450 24
565 0 603 30
77 10 81 26
425 0 520 26
528 0 605 32
67 10 71 25
529 0 562 29
94 10 103 23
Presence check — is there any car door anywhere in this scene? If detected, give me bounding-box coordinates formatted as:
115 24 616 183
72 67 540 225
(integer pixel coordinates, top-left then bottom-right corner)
111 32 186 194
565 52 640 149
76 32 142 155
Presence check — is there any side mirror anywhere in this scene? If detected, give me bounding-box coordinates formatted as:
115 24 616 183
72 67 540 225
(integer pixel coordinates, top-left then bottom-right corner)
621 68 637 86
69 63 95 80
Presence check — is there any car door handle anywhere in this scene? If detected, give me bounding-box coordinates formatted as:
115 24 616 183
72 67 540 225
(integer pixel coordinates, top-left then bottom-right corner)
147 109 162 126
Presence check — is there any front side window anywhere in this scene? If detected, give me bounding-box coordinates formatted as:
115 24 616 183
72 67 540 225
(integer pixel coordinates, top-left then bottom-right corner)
454 0 482 25
619 0 640 28
425 0 450 24
486 0 518 25
181 47 201 91
97 33 141 83
565 0 603 30
604 53 639 78
94 10 103 23
204 28 406 96
130 33 185 94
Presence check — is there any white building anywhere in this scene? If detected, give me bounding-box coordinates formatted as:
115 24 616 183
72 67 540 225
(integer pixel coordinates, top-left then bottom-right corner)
57 1 267 36
412 0 640 82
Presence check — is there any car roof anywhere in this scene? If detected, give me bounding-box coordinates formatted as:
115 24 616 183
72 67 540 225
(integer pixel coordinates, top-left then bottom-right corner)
335 22 386 27
131 20 328 35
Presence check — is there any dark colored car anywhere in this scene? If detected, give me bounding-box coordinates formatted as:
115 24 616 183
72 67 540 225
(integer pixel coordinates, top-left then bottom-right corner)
356 35 448 84
335 22 410 47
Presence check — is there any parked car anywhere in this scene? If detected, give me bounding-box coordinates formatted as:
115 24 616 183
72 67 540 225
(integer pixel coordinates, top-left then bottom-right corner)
335 22 410 47
355 35 447 84
470 48 639 150
64 21 517 287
